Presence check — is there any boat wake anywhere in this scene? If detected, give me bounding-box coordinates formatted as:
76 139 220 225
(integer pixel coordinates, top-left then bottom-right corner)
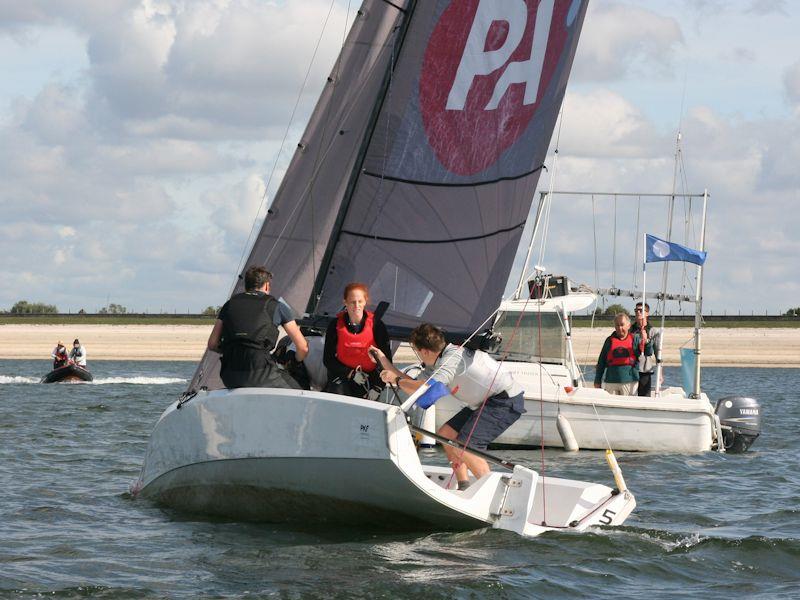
90 377 187 385
0 375 186 385
0 375 40 384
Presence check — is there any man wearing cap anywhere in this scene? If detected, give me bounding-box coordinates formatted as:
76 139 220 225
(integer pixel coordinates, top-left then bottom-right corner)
631 302 660 396
51 341 68 368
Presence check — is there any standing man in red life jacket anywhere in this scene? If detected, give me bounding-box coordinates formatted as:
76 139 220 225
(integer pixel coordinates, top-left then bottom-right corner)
593 312 645 396
323 282 391 399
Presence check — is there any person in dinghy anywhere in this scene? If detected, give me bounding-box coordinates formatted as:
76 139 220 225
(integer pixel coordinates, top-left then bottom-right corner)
323 282 391 399
371 324 525 491
51 341 69 369
69 339 87 368
207 266 308 389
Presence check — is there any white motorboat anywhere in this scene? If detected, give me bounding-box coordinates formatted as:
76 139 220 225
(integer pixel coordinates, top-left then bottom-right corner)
135 0 639 536
432 289 760 453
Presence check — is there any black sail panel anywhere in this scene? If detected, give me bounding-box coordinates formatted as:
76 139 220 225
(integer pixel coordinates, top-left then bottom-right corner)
315 0 588 332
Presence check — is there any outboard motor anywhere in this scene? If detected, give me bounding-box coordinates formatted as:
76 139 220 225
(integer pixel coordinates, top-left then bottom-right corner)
714 396 761 453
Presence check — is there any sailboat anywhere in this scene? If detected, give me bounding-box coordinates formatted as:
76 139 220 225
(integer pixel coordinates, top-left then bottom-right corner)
134 0 636 536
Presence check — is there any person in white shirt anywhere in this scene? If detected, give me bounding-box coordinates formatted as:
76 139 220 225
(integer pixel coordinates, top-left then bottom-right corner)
372 323 525 490
69 339 87 367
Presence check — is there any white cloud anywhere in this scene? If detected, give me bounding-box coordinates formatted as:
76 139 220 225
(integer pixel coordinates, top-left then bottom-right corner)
746 0 788 16
573 2 684 81
783 60 800 107
559 90 663 158
58 226 76 239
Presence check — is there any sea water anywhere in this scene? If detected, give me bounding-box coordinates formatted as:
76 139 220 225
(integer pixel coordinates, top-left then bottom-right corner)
0 360 798 598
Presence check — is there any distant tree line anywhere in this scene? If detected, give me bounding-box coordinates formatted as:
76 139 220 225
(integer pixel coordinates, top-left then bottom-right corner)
1 301 222 315
98 303 128 315
8 300 59 314
593 303 629 318
786 307 800 316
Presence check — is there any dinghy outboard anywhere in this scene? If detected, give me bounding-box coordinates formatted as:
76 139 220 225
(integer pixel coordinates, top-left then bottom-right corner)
714 396 761 453
41 364 93 384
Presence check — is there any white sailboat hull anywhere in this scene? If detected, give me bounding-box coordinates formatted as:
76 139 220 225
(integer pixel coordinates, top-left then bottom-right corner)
433 363 720 452
135 388 635 536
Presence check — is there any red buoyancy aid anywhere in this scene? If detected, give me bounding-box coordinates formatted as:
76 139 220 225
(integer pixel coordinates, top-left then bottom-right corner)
606 334 636 367
336 311 377 372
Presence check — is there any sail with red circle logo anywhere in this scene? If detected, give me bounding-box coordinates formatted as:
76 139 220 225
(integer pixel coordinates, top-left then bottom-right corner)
187 0 587 392
314 0 588 330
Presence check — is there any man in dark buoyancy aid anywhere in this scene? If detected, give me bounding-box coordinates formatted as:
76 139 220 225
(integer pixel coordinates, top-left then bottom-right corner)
207 266 308 389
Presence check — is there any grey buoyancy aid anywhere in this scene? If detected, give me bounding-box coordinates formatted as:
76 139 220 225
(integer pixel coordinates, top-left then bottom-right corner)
221 291 280 353
427 345 522 411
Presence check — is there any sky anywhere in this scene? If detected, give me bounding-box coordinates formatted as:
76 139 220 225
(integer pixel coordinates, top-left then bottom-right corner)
0 0 798 315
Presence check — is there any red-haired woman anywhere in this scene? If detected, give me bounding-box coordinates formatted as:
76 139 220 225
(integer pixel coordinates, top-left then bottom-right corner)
323 283 391 398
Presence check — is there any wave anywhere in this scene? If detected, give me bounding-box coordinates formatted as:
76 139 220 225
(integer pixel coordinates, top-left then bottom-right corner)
90 377 187 385
0 375 186 385
612 526 800 552
0 375 39 384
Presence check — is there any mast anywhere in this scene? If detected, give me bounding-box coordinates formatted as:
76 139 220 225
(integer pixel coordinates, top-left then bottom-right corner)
691 189 708 398
307 0 418 315
515 191 550 299
654 131 682 396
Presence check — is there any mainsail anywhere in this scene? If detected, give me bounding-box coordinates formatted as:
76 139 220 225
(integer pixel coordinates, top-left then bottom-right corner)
189 0 588 393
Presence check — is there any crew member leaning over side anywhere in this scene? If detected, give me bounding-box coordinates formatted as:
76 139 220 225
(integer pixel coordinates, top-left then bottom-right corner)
371 323 525 491
207 266 308 389
594 312 647 396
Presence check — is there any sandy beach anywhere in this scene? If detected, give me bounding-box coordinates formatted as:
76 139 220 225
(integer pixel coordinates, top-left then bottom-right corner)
1 324 797 367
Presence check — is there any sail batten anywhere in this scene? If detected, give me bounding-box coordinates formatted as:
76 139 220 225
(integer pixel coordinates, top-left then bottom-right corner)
340 221 525 244
362 163 544 187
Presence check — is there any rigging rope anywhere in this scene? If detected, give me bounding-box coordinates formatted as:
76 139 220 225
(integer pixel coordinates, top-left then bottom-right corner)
611 194 618 289
308 0 354 294
261 13 404 267
233 0 339 288
632 196 641 289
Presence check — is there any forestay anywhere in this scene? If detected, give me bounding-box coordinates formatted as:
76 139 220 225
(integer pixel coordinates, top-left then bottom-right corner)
188 0 588 393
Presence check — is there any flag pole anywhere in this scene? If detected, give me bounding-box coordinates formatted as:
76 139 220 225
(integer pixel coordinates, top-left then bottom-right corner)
641 233 647 391
641 233 647 314
692 190 709 398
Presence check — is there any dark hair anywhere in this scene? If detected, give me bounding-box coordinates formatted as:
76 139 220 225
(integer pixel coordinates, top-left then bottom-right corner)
244 266 273 291
635 302 650 312
409 323 446 353
73 339 80 345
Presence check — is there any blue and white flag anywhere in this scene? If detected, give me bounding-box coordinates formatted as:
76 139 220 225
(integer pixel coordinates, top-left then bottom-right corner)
645 234 707 266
